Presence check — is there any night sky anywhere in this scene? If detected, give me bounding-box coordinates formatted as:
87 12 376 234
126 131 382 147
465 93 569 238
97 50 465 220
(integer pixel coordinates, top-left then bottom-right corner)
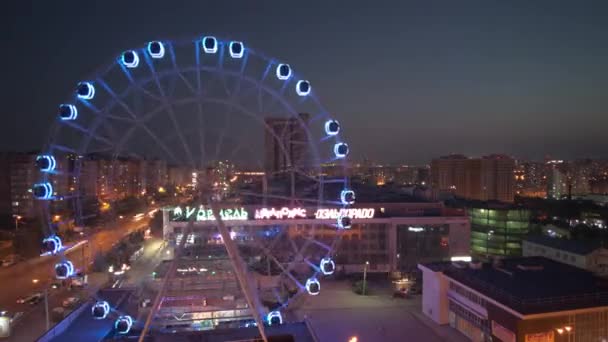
2 1 608 164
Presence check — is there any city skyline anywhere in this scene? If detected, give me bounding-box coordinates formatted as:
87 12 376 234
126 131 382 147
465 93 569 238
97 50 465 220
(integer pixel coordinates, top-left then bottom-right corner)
3 1 608 164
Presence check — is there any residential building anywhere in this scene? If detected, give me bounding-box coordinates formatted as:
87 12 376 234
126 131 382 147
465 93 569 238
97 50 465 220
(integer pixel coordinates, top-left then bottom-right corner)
264 113 310 176
431 154 515 203
546 160 568 199
419 257 608 342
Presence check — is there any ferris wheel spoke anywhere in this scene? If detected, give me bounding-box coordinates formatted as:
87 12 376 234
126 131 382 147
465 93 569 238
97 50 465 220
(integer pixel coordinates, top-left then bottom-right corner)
61 120 115 150
138 124 180 164
96 78 138 120
260 61 273 82
304 258 322 273
212 46 231 96
50 143 78 154
109 124 139 158
214 106 233 162
119 62 162 101
306 237 332 252
143 53 196 168
168 42 197 95
196 104 206 167
194 42 207 167
254 241 305 290
213 73 254 162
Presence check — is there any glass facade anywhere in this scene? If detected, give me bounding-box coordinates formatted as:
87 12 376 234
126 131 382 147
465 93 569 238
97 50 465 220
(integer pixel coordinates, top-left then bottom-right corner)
335 223 389 265
396 224 450 270
469 208 530 258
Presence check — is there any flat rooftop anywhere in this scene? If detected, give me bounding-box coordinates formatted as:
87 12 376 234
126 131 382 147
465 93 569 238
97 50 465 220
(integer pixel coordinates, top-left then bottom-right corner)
525 235 604 255
423 256 608 314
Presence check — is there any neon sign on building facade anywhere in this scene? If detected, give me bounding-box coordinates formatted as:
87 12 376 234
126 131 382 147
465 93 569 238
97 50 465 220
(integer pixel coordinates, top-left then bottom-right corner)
255 207 375 220
172 206 249 221
171 206 376 222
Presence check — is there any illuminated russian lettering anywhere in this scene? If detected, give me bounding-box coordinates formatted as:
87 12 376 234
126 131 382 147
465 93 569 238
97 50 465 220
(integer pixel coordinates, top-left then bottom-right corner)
314 208 375 219
255 207 307 219
171 206 248 221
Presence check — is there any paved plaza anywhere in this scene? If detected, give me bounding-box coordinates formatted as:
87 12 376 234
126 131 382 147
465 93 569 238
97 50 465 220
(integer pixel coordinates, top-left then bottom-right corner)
293 279 468 342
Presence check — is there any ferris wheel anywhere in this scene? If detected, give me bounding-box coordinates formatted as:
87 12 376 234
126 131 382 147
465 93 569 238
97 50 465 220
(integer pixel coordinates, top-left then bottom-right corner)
34 34 354 338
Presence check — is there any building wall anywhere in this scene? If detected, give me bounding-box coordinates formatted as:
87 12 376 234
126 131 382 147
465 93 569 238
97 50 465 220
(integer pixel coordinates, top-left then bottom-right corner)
469 208 531 258
419 266 450 325
264 113 310 176
431 155 515 203
421 264 608 342
164 212 470 273
522 241 588 270
517 309 608 342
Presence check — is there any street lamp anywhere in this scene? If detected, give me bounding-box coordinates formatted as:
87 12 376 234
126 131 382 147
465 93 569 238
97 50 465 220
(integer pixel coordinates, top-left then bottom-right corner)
13 215 22 231
32 279 49 330
362 261 369 296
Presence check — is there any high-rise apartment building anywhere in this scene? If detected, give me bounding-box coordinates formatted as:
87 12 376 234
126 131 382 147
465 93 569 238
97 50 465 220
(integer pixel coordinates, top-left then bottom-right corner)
0 152 70 222
264 113 310 176
431 154 515 202
546 160 568 199
146 159 167 194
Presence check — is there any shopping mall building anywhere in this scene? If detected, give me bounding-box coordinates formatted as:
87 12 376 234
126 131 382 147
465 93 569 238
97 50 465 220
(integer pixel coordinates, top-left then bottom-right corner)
419 257 608 341
162 202 471 274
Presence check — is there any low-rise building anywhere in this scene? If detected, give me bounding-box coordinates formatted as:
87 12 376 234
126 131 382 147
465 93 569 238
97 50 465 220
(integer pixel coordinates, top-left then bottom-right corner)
523 235 608 276
419 257 608 342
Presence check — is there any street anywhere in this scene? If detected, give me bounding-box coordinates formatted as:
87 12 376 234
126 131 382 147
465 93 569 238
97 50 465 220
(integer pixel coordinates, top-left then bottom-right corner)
47 238 166 342
0 216 152 341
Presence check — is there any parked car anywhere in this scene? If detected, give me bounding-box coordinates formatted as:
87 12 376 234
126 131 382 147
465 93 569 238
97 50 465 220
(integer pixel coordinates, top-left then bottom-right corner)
16 293 42 304
26 295 43 305
1 255 19 267
70 278 86 288
393 287 410 299
409 284 422 295
62 297 80 308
